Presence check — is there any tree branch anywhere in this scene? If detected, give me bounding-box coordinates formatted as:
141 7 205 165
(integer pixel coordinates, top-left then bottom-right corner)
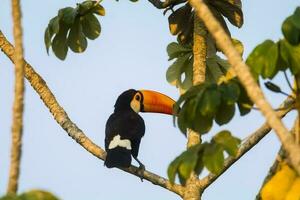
198 97 295 190
7 0 25 195
188 0 300 175
0 30 184 197
148 0 186 9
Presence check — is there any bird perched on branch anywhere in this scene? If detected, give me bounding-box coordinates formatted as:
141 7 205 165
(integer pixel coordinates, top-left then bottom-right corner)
104 89 175 172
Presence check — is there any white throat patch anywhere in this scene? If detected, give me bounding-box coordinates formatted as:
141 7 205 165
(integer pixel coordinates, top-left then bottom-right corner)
108 135 132 150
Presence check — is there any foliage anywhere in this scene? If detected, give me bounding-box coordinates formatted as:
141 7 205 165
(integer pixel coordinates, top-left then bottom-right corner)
174 79 252 135
168 130 241 185
166 0 243 44
44 0 105 60
0 190 60 200
246 7 300 79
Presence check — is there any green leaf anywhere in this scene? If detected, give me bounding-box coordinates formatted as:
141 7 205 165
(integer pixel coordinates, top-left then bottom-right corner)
167 42 192 60
264 81 282 93
44 16 60 54
180 57 193 90
58 7 76 26
92 4 105 16
52 25 69 60
232 38 244 56
44 27 52 54
166 53 191 86
219 81 240 105
209 0 243 28
68 18 87 53
215 102 235 125
168 4 192 36
213 130 241 156
202 143 224 174
82 13 101 40
237 82 253 116
19 190 60 200
167 145 201 184
206 57 224 83
78 1 95 15
282 16 300 45
280 39 300 75
246 40 279 79
292 7 300 29
199 84 221 117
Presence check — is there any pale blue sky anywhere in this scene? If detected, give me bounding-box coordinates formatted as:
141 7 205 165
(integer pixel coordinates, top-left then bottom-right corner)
0 0 299 200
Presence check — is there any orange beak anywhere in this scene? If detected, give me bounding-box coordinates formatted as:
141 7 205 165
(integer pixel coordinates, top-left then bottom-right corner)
139 90 176 115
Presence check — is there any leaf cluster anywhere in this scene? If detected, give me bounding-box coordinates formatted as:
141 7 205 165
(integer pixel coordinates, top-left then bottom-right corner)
246 7 300 79
174 79 252 135
167 0 243 44
168 130 241 185
0 190 59 200
44 0 105 60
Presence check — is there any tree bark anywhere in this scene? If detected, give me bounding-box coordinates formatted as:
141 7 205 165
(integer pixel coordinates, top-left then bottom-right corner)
188 0 300 175
183 15 207 200
7 0 25 195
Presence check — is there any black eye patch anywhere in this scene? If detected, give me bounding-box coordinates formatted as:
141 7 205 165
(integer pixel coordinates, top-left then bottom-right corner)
135 95 141 101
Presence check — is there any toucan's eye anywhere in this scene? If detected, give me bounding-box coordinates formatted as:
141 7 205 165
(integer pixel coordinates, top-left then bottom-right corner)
135 94 141 101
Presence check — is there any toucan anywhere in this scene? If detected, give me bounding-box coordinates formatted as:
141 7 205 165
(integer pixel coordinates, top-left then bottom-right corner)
104 89 175 171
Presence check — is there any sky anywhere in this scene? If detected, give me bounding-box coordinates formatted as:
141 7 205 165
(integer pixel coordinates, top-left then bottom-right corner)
0 0 299 200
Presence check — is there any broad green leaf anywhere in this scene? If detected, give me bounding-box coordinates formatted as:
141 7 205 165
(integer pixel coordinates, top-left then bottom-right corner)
180 57 193 90
219 81 240 105
19 190 60 200
209 0 243 28
246 40 279 79
237 82 253 116
213 130 241 156
78 1 95 15
44 27 52 54
194 110 213 134
264 81 282 93
92 4 105 16
202 143 224 174
166 53 191 86
199 84 221 117
215 102 235 125
282 16 300 45
206 57 224 83
292 7 300 29
167 42 192 60
49 16 60 34
82 13 101 40
58 7 76 26
68 18 87 53
52 25 69 60
168 4 192 36
280 39 300 75
167 145 201 184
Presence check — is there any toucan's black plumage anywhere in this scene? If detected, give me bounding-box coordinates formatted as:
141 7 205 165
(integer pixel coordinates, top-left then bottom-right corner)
105 89 145 168
104 89 175 170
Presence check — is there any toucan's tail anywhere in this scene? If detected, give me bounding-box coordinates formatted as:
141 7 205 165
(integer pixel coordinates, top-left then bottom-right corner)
104 147 132 168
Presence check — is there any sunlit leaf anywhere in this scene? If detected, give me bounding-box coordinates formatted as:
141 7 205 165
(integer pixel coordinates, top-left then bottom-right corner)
92 4 105 16
280 39 300 75
213 130 241 156
282 16 300 45
67 18 87 53
19 190 60 200
202 143 224 174
82 13 101 40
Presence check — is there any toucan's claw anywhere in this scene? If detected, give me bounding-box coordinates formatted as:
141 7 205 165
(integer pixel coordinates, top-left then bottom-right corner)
134 157 145 182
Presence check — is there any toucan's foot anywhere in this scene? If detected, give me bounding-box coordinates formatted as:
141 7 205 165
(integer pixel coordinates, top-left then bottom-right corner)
137 164 145 182
133 157 145 181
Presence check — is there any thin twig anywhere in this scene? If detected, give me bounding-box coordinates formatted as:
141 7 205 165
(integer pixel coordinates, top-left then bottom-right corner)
0 30 184 197
7 0 25 195
189 0 300 175
198 97 295 190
